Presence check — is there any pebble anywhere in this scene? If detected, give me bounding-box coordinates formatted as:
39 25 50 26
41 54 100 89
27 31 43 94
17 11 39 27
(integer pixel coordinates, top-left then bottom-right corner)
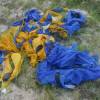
0 24 8 33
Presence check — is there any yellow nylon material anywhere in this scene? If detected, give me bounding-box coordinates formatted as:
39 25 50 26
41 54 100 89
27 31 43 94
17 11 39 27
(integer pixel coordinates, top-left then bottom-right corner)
32 34 54 61
39 8 68 39
49 24 67 38
0 27 19 52
1 53 23 89
40 7 68 24
22 41 37 67
0 9 56 89
16 31 28 43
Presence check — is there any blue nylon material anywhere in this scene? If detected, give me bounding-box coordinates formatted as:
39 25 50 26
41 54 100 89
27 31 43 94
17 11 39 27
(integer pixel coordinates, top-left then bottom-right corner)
36 42 100 88
61 10 86 35
0 51 4 64
12 9 86 36
21 23 37 32
24 9 42 22
12 8 42 28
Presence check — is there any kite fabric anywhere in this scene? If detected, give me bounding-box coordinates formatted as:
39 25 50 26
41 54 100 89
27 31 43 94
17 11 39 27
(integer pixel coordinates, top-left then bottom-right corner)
0 32 54 90
36 42 100 88
12 8 86 37
0 7 100 91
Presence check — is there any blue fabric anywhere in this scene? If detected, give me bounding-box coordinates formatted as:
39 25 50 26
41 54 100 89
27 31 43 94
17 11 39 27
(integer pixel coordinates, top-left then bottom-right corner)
36 42 100 88
12 9 42 26
12 9 86 37
21 23 37 32
61 22 81 36
37 28 50 35
12 19 24 26
12 9 42 32
37 29 44 34
0 51 4 64
24 9 42 22
61 10 86 36
67 10 86 25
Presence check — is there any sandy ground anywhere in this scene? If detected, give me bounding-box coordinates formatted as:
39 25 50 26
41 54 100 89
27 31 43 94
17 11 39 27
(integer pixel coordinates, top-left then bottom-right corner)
0 84 36 100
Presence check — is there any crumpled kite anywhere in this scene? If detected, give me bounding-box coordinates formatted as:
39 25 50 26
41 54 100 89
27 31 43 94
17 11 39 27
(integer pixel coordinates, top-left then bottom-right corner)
0 7 99 93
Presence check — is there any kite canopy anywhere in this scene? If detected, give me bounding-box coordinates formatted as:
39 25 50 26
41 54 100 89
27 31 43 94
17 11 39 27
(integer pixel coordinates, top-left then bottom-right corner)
36 42 100 88
61 10 86 35
1 7 100 90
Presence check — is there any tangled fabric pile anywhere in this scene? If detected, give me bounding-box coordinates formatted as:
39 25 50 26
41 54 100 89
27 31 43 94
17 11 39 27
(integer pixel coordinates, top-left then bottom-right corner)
37 42 100 88
0 7 100 92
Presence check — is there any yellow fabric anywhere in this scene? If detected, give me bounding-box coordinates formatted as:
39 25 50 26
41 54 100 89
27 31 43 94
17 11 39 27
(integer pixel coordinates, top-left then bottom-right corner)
10 53 23 80
22 41 37 67
20 34 54 67
0 27 19 52
16 31 28 43
40 8 68 25
49 24 67 38
15 30 38 44
0 19 55 89
40 10 62 24
28 30 38 39
32 34 54 61
63 7 68 11
40 11 57 23
39 9 68 39
1 53 23 88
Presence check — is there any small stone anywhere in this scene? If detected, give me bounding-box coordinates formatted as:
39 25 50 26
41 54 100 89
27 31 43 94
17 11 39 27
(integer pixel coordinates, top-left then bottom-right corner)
1 88 7 94
0 24 8 33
